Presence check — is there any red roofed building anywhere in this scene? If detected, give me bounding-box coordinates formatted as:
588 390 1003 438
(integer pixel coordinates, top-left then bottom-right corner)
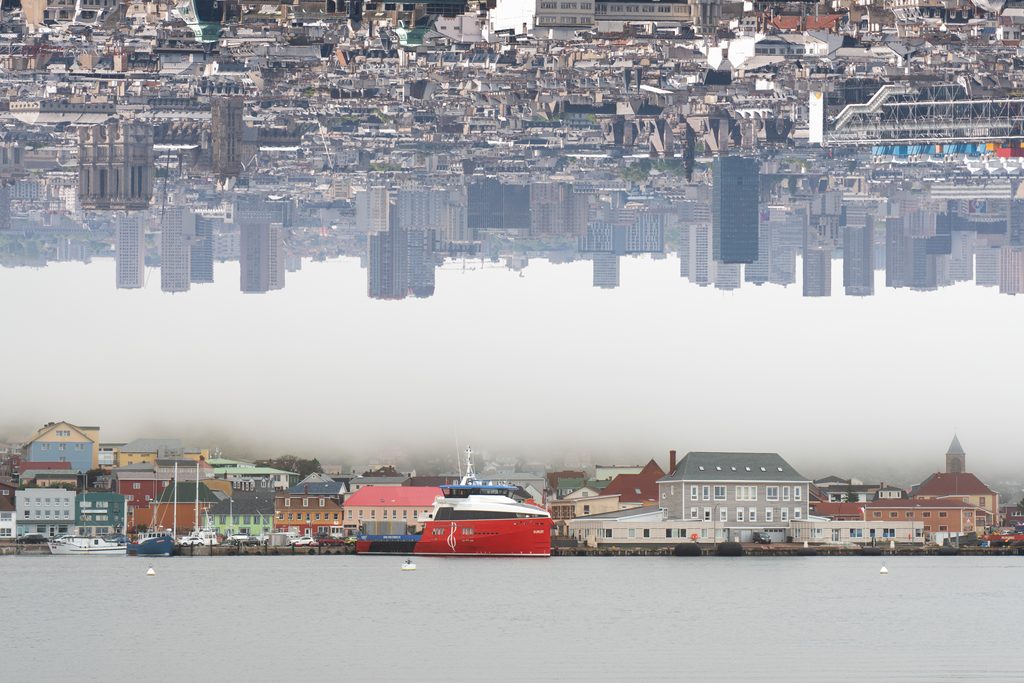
601 459 665 505
342 485 442 533
864 498 991 542
769 13 845 32
911 436 999 525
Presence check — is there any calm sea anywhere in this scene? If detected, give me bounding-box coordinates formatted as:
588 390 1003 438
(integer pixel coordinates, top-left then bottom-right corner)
7 554 1022 682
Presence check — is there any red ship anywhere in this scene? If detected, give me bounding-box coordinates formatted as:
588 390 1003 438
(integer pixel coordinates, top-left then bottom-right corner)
356 448 553 557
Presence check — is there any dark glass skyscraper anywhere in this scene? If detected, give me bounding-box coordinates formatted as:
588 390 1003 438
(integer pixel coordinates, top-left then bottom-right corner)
712 156 759 264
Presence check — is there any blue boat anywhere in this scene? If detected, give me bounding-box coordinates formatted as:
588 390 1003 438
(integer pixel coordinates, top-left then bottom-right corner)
128 532 176 557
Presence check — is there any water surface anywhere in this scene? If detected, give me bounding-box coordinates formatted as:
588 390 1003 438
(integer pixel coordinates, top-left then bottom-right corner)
7 555 1020 681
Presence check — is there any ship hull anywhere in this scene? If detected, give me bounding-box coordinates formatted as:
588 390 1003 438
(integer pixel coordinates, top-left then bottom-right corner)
127 537 176 557
357 518 552 557
49 541 127 555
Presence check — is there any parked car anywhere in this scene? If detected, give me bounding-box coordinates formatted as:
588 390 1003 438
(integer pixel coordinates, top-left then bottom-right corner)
226 534 262 546
18 533 47 544
752 532 772 545
290 536 318 547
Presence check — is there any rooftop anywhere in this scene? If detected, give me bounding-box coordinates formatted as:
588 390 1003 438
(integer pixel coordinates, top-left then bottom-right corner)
658 452 808 483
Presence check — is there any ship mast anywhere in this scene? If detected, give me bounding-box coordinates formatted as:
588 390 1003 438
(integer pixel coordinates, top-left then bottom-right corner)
462 446 476 485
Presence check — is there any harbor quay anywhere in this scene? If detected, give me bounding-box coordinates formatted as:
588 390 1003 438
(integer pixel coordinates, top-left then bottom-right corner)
2 421 1023 559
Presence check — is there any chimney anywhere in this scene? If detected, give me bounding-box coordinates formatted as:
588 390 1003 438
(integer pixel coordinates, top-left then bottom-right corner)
669 450 677 474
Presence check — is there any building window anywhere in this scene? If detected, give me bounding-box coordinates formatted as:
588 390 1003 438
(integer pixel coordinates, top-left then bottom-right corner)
719 508 727 522
783 487 790 501
302 498 309 507
765 508 773 522
766 487 779 501
713 485 726 501
736 486 757 502
781 508 789 522
736 509 744 522
889 512 898 519
689 507 698 520
628 528 636 538
872 511 881 518
702 508 711 521
285 499 291 507
794 487 802 501
849 528 863 539
748 508 757 523
939 512 948 518
701 486 710 501
793 508 802 520
939 525 948 532
690 486 698 501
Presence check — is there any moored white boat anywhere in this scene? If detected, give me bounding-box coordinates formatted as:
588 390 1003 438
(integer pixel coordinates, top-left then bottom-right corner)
48 535 128 555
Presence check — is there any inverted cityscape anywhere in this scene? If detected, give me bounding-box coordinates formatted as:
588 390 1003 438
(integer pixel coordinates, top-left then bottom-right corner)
4 1 1024 680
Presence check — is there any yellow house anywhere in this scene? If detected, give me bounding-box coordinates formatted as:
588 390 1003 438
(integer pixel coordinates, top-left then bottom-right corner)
23 421 100 472
116 439 209 467
550 492 623 525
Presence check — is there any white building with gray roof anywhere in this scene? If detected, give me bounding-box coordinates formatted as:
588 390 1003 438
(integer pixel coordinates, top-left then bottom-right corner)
657 452 811 543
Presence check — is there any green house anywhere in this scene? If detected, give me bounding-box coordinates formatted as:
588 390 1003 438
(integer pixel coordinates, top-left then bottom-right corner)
75 492 126 536
204 488 277 538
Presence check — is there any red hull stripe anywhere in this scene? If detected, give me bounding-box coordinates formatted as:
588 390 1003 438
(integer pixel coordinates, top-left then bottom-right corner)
357 518 553 556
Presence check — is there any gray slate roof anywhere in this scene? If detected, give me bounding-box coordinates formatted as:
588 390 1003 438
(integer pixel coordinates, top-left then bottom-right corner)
658 452 808 483
207 489 277 515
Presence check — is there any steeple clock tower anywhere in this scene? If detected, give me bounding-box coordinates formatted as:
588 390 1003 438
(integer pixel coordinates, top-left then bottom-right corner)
945 435 966 474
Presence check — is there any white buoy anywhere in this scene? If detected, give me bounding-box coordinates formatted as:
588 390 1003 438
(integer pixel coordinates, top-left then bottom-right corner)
401 559 417 571
146 566 156 576
879 565 888 575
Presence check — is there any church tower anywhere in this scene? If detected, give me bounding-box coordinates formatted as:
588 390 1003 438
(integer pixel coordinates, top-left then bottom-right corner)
945 435 966 474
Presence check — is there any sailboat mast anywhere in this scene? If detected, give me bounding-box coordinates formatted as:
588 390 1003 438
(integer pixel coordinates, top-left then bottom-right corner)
194 462 200 532
173 462 178 535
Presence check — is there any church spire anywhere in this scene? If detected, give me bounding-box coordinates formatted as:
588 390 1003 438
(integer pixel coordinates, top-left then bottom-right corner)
945 435 966 474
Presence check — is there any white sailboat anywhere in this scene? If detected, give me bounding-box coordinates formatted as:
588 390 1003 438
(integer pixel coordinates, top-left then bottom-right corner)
49 535 128 555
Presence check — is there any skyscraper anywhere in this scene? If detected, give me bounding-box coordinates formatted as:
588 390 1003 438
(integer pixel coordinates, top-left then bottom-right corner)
190 215 215 284
116 213 145 289
802 246 832 297
688 221 713 286
0 183 9 232
885 216 908 288
712 156 759 264
406 228 436 298
999 245 1024 295
367 206 408 300
592 253 620 289
235 197 285 293
160 207 193 293
843 218 874 296
529 181 589 238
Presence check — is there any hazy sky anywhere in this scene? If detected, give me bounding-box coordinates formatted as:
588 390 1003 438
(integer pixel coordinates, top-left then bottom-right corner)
3 256 1023 484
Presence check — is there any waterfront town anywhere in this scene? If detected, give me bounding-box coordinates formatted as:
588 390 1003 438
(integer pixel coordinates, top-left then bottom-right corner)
2 420 1022 555
2 0 1024 295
